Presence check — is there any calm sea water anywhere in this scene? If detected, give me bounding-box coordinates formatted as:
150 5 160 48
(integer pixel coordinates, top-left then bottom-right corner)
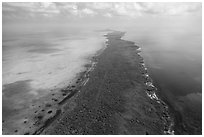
123 16 202 134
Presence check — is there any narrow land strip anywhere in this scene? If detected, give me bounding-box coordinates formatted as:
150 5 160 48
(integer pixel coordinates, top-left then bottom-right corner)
41 31 172 135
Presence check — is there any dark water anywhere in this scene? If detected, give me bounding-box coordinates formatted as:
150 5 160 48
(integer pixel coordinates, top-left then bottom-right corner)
123 16 202 134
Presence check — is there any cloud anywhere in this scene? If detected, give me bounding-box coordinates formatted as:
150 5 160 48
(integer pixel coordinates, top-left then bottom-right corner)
139 2 201 15
104 13 112 18
81 8 97 16
2 2 202 22
112 3 143 17
88 2 113 10
3 2 60 19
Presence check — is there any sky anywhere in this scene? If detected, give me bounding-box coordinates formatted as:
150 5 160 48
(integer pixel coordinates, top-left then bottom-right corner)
2 2 202 23
2 2 202 36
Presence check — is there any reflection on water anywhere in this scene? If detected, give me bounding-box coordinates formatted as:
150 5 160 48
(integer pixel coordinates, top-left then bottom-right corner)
3 29 106 90
2 28 106 134
123 15 202 134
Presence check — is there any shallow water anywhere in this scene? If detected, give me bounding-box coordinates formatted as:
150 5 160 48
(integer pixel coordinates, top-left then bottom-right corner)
3 29 105 90
2 28 106 134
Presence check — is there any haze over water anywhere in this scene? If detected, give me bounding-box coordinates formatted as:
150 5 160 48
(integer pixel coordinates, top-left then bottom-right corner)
3 27 105 90
123 15 202 134
2 25 106 134
2 2 202 134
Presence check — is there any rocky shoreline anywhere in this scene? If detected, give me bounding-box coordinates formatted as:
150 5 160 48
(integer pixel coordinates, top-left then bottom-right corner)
134 45 174 135
40 31 175 134
3 31 175 135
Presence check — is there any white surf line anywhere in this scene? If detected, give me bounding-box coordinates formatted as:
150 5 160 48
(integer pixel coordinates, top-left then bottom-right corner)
82 32 110 88
140 63 147 71
82 61 96 86
112 32 175 134
164 122 175 135
83 78 89 86
135 44 175 135
137 47 141 51
144 74 149 77
145 78 174 135
146 92 159 100
145 81 155 88
95 38 108 57
145 76 175 135
137 52 141 55
121 32 174 134
118 32 174 135
87 62 97 73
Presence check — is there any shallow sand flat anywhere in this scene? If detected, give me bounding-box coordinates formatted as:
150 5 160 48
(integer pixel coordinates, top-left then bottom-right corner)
3 35 106 90
40 31 172 135
2 31 107 135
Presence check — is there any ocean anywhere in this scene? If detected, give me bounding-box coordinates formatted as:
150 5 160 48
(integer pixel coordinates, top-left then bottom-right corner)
123 15 202 134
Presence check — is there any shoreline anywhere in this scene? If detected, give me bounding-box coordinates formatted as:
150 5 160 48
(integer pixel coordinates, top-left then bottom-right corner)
2 33 108 135
3 31 175 135
32 37 108 135
41 31 175 134
121 33 174 134
121 35 174 134
135 48 175 135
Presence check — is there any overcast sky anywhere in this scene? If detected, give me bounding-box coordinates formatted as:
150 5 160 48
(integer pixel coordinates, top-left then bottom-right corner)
3 2 202 23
